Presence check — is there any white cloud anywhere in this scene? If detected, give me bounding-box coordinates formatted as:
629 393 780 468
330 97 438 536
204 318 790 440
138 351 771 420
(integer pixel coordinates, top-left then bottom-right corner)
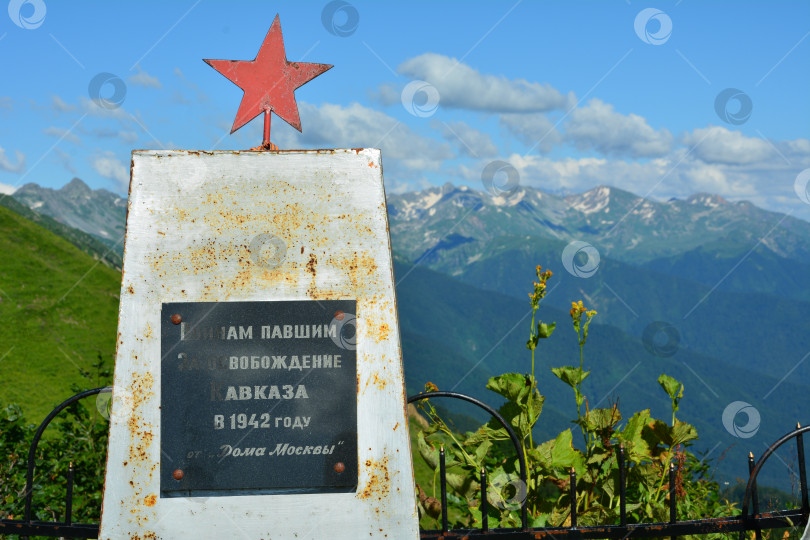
92 151 128 190
275 102 453 171
397 53 574 113
435 120 498 158
783 138 810 155
369 83 400 106
0 147 25 173
170 91 192 105
682 125 773 165
120 131 138 144
174 67 208 103
43 126 81 145
565 99 673 158
384 176 435 194
91 127 138 144
504 152 736 199
0 182 16 195
77 98 150 140
500 113 563 153
129 66 162 89
79 96 132 122
51 95 76 112
53 148 77 175
449 144 810 218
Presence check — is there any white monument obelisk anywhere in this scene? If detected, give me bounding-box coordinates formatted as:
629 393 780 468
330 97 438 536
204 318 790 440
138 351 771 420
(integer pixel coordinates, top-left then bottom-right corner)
99 16 418 539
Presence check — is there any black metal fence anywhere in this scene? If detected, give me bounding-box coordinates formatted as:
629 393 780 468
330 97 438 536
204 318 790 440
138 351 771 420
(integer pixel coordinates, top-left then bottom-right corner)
1 387 807 539
408 391 809 540
0 387 109 539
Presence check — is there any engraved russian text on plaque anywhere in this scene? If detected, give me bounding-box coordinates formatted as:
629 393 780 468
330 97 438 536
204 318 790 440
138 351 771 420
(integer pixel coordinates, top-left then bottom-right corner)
160 300 357 497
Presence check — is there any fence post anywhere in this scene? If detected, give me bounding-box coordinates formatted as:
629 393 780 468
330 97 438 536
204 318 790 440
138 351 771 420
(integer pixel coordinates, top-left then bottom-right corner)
440 445 448 533
480 467 488 532
569 468 577 529
619 444 627 526
797 423 808 520
65 462 74 525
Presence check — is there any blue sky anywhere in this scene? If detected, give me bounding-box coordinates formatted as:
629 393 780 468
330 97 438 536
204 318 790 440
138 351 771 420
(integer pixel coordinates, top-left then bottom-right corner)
1 0 809 217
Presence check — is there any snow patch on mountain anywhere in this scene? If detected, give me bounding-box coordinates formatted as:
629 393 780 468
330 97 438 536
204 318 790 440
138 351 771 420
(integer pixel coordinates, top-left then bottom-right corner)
491 188 526 207
687 193 727 208
422 191 443 209
570 186 610 214
632 201 656 220
386 182 810 267
389 189 445 219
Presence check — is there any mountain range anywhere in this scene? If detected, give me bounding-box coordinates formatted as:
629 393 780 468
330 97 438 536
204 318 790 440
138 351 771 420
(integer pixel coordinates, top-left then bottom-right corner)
12 178 127 252
389 182 810 288
4 177 809 491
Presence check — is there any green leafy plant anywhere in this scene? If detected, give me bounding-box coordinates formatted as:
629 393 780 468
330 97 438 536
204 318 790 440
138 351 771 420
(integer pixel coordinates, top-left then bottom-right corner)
414 264 737 532
658 374 684 426
0 355 110 528
552 300 597 449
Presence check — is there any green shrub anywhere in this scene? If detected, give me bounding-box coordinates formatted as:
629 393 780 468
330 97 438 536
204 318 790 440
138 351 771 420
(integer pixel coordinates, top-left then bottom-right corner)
0 357 109 530
414 265 737 531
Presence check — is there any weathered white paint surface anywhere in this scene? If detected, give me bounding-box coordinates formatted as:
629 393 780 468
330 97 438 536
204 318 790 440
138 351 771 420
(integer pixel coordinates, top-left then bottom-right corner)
99 149 418 539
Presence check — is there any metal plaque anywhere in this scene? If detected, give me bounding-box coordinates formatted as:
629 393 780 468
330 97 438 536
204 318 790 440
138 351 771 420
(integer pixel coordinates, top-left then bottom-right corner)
160 300 357 497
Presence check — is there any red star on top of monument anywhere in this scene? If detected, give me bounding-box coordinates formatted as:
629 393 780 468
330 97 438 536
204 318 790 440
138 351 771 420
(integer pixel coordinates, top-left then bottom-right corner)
204 15 332 145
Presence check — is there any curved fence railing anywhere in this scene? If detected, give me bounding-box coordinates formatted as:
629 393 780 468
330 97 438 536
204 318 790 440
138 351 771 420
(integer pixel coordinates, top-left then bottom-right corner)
2 386 110 539
408 391 809 540
1 388 807 539
739 423 810 540
407 390 530 530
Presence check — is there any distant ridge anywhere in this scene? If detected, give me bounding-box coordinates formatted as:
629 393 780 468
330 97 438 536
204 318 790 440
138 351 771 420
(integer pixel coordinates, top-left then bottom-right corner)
388 183 810 265
0 193 122 269
12 178 126 254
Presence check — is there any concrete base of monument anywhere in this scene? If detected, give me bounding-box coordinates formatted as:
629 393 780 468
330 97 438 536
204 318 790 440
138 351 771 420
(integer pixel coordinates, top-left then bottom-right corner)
99 149 418 539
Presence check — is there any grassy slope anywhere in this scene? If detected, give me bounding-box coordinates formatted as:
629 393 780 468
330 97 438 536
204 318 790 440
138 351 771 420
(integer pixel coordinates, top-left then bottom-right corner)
0 205 119 421
0 194 122 270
